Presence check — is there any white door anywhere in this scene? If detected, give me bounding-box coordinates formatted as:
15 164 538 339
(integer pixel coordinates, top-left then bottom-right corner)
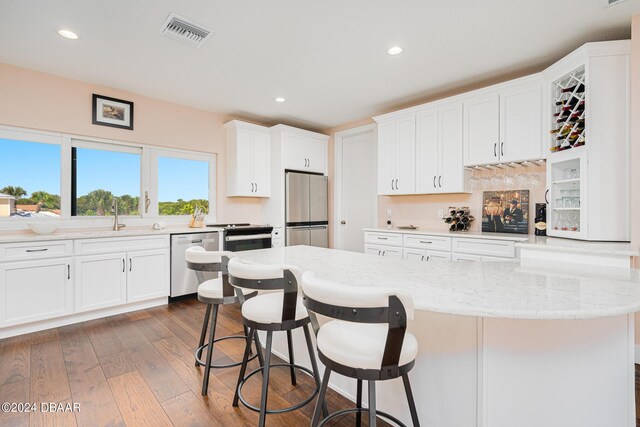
127 249 169 302
439 102 464 193
394 116 416 194
415 108 439 194
306 138 327 174
500 83 542 162
464 94 500 165
251 130 271 196
0 258 72 326
235 128 254 195
377 121 396 195
75 253 127 312
284 133 308 171
337 127 377 252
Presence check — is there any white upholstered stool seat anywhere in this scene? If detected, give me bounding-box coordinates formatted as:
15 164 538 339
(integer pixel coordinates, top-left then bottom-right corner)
185 246 234 265
317 320 418 370
241 292 309 324
197 279 254 300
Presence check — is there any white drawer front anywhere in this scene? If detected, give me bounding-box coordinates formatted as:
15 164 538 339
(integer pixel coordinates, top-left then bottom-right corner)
403 234 451 252
75 235 169 255
452 238 515 258
364 232 403 247
0 240 73 262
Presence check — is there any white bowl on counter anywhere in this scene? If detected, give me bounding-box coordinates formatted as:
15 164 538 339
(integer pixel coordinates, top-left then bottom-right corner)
27 221 60 235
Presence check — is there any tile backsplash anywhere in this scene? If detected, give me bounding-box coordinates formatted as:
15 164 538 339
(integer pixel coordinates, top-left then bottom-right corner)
378 165 546 235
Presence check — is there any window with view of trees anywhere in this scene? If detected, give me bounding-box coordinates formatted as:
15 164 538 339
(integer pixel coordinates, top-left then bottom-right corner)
0 138 61 218
157 156 209 216
72 144 141 216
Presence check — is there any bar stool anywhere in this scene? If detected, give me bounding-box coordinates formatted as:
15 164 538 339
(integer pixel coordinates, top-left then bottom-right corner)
185 247 263 396
301 272 420 427
227 257 327 427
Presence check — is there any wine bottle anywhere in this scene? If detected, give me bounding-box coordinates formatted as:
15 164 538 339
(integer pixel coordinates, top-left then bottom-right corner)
444 217 453 224
456 222 466 230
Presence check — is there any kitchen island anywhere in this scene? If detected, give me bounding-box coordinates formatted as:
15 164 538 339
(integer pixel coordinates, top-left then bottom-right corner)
235 245 640 427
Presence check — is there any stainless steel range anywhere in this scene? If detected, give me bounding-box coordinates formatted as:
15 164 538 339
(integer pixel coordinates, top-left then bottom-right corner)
207 223 274 252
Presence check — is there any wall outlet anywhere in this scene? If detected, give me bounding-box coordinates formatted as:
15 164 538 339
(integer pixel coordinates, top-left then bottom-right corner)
438 209 444 219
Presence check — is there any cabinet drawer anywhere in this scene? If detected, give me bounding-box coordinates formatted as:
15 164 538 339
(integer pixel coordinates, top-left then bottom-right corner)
364 232 403 247
75 235 169 255
403 234 451 251
452 238 515 258
0 240 73 262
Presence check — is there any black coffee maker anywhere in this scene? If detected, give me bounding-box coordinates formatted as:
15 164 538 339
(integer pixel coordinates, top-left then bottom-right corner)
534 203 547 236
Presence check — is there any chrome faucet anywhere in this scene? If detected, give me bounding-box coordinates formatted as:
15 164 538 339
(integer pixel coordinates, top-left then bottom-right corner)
112 198 126 231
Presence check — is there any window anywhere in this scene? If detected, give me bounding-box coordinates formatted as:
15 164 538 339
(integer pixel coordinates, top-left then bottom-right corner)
0 137 61 218
71 141 141 216
157 156 210 216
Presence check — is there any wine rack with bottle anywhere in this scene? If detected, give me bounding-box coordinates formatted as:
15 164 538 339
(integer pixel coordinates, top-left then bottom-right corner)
550 66 585 153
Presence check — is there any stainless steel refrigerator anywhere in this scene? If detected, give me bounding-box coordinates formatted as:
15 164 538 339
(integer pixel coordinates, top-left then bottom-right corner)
285 171 329 247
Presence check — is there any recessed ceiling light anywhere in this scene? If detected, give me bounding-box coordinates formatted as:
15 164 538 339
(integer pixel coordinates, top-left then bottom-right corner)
275 97 286 103
388 46 403 55
58 29 79 40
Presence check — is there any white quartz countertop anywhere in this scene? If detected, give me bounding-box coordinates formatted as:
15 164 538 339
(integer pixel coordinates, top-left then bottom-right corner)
365 228 639 256
235 246 640 320
0 226 223 243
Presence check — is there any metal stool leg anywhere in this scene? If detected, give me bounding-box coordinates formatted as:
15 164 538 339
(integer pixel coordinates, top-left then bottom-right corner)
368 380 377 427
286 329 297 386
303 324 328 417
311 367 331 427
201 304 219 395
356 379 363 427
253 330 264 368
233 328 255 406
402 373 420 427
195 304 212 367
258 331 274 427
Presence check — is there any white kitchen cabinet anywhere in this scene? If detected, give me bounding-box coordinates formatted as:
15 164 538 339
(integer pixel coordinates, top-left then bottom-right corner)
284 132 328 174
0 257 73 326
75 253 127 313
403 248 452 262
463 76 543 166
452 253 482 262
376 115 416 195
225 120 271 197
415 108 439 193
127 249 170 302
364 244 402 259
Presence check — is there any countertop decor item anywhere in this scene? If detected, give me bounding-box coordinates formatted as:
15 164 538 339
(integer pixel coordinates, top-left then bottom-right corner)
482 190 529 234
92 94 134 130
189 206 205 228
443 207 474 231
26 221 59 235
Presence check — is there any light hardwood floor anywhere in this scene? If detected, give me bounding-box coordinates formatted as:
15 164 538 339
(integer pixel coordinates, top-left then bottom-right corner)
0 297 390 427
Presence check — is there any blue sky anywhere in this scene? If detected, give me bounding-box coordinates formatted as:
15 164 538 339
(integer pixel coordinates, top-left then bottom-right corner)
0 138 209 201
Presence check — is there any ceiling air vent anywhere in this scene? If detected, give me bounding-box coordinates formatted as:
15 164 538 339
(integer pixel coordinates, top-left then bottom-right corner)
603 0 628 7
159 13 213 47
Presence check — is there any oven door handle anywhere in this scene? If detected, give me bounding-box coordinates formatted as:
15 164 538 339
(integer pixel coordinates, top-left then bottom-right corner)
225 233 273 242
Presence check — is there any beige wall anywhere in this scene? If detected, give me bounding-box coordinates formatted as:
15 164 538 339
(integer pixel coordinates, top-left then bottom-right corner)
0 62 262 223
631 15 640 344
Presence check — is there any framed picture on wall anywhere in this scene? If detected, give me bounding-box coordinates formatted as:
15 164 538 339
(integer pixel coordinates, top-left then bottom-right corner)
92 94 134 130
482 190 529 234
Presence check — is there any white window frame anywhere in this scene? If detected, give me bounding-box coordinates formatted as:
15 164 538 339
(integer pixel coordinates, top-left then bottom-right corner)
149 148 217 223
0 124 218 229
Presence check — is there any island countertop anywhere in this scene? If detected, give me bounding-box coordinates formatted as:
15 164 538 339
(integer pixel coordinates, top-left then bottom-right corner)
234 245 640 320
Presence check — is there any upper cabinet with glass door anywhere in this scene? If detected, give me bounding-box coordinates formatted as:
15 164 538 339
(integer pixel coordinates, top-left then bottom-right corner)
225 120 271 197
543 41 631 241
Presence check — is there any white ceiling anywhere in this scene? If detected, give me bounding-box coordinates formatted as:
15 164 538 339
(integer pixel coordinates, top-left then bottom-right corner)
1 0 640 131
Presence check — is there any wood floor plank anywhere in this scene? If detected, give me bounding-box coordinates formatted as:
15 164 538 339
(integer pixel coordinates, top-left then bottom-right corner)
29 339 76 427
149 306 200 350
132 316 174 343
0 336 30 386
161 390 224 427
106 315 190 402
0 379 29 427
98 351 136 379
107 371 172 427
59 324 124 427
84 317 125 358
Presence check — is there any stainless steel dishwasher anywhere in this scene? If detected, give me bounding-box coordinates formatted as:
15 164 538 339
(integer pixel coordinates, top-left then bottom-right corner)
170 231 221 298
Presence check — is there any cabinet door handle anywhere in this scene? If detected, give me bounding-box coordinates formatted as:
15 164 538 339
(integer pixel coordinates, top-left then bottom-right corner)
427 255 430 261
545 189 549 204
501 142 504 157
255 182 258 193
26 248 48 253
395 179 399 190
421 255 425 261
391 179 394 190
382 250 386 256
438 176 442 188
494 143 497 157
122 259 125 272
433 176 437 188
378 250 381 256
251 183 254 192
307 158 310 167
129 258 132 272
67 264 70 280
